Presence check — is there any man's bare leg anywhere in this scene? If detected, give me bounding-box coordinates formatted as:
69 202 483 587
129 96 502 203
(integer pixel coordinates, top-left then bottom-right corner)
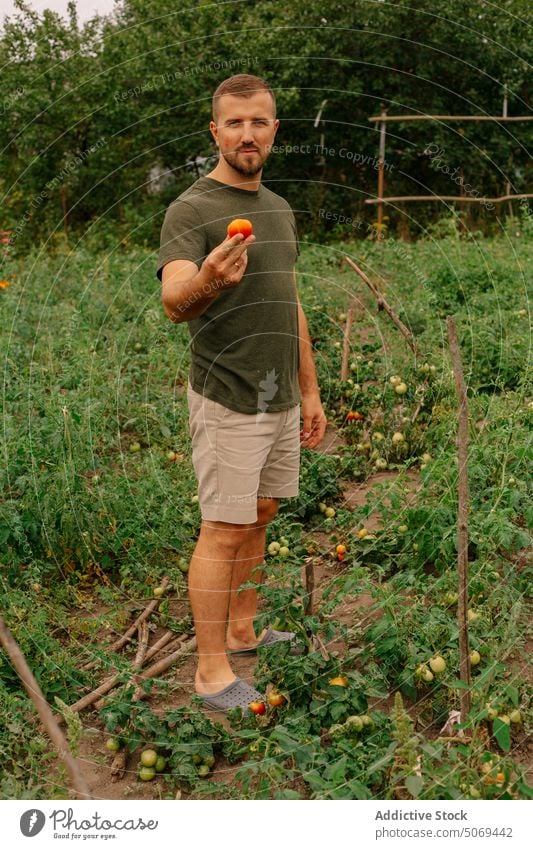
226 497 279 650
188 519 252 695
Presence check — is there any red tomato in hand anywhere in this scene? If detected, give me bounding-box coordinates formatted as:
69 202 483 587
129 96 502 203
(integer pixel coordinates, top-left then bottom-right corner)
227 218 253 239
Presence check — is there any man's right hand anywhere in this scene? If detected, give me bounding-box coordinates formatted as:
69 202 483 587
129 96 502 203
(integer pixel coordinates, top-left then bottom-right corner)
202 232 256 292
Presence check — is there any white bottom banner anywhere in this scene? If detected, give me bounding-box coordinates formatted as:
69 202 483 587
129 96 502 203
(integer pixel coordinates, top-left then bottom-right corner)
2 799 531 848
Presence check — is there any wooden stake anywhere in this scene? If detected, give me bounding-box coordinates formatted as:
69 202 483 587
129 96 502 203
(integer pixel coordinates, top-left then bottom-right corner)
344 256 421 357
304 557 316 615
0 616 91 799
340 307 354 382
447 316 471 720
376 110 387 238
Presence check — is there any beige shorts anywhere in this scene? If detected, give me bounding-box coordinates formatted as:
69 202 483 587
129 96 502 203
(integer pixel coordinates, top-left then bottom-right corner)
187 380 300 523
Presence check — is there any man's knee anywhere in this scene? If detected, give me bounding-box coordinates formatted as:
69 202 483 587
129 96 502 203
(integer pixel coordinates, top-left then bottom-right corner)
199 518 256 552
256 497 279 527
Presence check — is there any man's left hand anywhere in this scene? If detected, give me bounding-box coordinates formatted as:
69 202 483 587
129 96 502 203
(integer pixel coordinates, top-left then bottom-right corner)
300 393 327 449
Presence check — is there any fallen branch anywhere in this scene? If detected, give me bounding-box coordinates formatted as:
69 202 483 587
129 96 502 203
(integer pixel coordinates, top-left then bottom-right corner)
447 316 471 721
94 635 196 710
70 631 188 717
82 576 170 671
134 621 149 669
344 256 420 357
0 616 91 800
143 629 176 664
130 636 197 703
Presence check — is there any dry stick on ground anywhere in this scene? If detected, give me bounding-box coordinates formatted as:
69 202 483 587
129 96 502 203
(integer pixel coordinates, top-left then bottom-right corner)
344 256 421 357
447 316 472 721
94 635 195 711
142 629 176 664
82 576 170 671
130 636 198 704
0 616 92 800
134 620 149 668
71 632 189 716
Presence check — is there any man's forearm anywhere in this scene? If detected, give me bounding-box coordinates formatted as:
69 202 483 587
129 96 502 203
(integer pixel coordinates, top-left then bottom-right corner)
163 266 224 323
297 301 320 397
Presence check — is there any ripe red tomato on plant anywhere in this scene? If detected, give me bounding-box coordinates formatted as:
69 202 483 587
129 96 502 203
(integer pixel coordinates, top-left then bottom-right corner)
346 411 364 422
248 700 266 715
227 218 253 239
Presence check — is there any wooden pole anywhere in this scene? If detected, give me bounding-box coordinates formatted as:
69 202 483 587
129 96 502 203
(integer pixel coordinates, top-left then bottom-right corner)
0 616 91 799
344 256 421 357
502 89 514 220
446 317 471 721
364 192 533 205
304 558 316 616
368 114 533 123
376 110 387 239
340 307 354 382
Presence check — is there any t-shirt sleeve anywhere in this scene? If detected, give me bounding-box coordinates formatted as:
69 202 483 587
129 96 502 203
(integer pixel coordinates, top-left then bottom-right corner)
156 199 207 282
290 210 300 261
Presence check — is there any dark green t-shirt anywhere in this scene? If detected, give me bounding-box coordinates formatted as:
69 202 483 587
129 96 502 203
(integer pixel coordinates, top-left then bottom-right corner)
156 176 301 414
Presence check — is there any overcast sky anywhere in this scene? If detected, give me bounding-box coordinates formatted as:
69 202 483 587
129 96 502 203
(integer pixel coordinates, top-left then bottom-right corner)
2 0 118 29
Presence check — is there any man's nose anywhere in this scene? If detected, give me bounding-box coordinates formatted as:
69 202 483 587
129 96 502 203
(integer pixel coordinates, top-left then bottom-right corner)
240 122 257 138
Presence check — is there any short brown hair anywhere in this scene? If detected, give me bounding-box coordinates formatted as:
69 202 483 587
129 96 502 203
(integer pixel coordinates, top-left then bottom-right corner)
212 74 276 124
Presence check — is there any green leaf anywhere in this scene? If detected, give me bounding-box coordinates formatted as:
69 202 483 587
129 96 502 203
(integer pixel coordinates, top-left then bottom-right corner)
160 425 171 438
405 774 424 797
504 685 519 707
367 743 397 776
448 678 470 689
493 718 511 752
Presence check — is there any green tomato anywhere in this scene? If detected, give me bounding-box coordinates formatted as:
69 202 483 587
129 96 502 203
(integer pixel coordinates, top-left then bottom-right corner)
105 738 120 753
429 655 446 674
138 766 156 781
155 756 166 772
140 749 158 768
346 715 363 732
203 754 216 768
197 764 210 777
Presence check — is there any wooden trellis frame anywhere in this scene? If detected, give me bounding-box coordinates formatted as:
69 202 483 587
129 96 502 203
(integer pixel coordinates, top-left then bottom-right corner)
366 111 533 231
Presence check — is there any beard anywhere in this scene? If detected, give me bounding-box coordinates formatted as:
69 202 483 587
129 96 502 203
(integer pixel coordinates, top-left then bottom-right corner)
221 147 267 177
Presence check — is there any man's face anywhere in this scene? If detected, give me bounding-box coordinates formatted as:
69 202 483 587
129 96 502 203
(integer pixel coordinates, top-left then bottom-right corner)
210 91 279 177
